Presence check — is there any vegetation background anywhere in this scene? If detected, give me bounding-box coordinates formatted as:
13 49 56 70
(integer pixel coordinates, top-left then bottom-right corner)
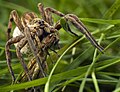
1 0 120 92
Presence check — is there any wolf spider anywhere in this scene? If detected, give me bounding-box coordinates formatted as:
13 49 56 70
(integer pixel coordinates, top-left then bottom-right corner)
5 3 104 83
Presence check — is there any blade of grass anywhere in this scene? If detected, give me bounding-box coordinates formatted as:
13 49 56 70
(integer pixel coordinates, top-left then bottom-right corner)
44 36 85 92
113 87 120 92
56 57 120 90
91 71 100 92
97 72 120 77
79 78 118 85
103 0 120 19
1 57 120 91
0 49 4 57
97 73 118 80
0 46 16 52
44 23 104 92
0 63 21 75
60 57 120 88
65 46 94 70
115 78 120 90
80 18 120 25
79 33 104 92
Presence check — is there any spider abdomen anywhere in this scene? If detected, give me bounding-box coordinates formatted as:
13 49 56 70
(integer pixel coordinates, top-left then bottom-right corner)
13 27 30 54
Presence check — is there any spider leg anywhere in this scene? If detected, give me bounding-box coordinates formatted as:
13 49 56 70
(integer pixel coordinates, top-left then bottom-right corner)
44 7 65 17
38 3 46 21
45 8 53 26
17 57 36 82
38 3 64 25
38 3 53 25
19 51 47 82
54 16 104 52
7 10 24 40
24 27 46 77
38 4 104 52
64 14 104 52
38 5 63 30
34 35 48 77
54 21 62 30
32 51 47 79
16 37 33 81
16 37 37 91
5 35 24 83
41 33 60 64
34 35 42 50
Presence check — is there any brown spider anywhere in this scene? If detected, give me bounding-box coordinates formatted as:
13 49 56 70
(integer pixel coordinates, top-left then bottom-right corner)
5 3 104 83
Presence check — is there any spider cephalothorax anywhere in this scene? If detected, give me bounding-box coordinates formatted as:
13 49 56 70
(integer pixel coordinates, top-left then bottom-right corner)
5 3 104 84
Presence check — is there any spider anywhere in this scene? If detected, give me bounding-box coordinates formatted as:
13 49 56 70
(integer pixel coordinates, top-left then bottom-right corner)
5 3 104 83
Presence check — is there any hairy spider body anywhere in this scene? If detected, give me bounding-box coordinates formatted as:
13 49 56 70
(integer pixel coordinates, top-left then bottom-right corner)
12 16 57 54
5 3 104 85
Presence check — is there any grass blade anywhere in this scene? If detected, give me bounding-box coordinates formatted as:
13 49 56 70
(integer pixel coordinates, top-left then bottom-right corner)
92 71 100 92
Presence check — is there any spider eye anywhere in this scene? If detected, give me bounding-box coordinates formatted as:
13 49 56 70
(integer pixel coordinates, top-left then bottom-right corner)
39 20 44 25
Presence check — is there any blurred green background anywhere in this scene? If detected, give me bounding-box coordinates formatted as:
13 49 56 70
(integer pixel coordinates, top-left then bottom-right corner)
1 0 120 92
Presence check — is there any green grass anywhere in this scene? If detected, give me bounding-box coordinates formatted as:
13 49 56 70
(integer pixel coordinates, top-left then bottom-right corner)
1 0 120 92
